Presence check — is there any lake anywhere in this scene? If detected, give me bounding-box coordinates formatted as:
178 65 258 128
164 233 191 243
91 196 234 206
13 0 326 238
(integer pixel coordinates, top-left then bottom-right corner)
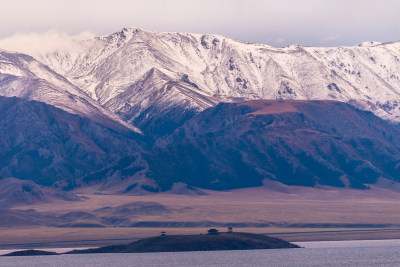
1 239 400 266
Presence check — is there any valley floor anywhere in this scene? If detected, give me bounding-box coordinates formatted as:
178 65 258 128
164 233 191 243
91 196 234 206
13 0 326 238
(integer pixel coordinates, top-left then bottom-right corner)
2 183 400 249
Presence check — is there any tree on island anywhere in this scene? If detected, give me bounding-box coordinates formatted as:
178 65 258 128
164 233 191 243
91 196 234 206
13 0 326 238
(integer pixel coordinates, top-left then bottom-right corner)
207 229 219 235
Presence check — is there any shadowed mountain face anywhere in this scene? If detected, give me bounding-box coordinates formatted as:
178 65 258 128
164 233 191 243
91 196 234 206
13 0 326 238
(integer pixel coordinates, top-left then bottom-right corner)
0 96 143 187
145 100 400 190
1 96 400 192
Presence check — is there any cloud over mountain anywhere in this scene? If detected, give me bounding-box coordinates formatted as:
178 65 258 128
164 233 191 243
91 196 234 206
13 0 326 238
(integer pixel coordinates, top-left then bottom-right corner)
0 30 94 56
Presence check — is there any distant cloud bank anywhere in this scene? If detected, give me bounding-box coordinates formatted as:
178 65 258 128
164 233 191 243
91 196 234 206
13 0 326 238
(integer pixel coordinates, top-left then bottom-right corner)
0 0 400 48
0 30 95 56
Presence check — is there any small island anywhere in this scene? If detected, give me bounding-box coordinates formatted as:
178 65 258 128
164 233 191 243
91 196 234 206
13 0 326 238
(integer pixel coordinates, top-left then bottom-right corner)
66 230 299 254
2 230 299 256
2 250 59 256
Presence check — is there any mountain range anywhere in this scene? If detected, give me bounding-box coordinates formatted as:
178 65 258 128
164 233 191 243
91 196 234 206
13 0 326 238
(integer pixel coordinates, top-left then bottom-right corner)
1 27 400 193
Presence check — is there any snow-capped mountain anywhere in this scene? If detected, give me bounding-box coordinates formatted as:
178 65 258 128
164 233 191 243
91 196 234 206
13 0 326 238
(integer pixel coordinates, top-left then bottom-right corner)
32 27 400 130
2 27 400 191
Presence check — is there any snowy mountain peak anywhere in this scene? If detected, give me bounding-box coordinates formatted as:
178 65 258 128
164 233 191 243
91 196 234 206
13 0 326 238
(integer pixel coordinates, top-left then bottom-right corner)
358 41 383 47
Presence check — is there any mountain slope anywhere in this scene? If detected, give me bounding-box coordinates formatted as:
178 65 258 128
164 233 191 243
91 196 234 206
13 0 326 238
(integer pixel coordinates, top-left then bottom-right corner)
0 178 80 206
0 49 140 133
144 100 400 190
0 96 143 187
105 67 217 137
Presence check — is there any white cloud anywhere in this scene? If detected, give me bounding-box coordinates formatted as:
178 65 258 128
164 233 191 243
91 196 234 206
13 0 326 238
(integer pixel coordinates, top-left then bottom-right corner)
323 34 342 42
0 30 95 56
274 38 286 44
1 1 400 47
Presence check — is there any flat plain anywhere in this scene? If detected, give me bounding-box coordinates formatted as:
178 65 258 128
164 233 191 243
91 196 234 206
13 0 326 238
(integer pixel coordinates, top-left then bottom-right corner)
2 183 400 249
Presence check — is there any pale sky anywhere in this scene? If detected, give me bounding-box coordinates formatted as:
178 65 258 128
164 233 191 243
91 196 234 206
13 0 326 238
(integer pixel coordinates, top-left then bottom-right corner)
1 0 400 47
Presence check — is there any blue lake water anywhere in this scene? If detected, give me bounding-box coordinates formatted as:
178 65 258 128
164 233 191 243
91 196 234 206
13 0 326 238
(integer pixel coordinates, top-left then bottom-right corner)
1 239 400 266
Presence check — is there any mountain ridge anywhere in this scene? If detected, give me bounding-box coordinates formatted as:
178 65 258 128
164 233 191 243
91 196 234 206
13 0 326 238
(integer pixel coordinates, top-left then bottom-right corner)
31 27 400 128
3 27 400 138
